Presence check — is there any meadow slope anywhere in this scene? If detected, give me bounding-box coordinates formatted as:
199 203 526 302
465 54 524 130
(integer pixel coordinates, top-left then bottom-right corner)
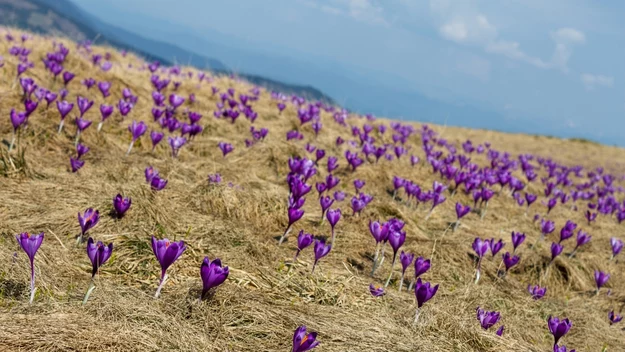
0 30 624 352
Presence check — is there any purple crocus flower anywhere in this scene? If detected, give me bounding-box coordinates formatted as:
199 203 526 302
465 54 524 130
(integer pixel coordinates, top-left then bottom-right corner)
354 179 365 193
569 230 591 257
76 143 90 159
319 196 334 221
8 109 26 151
55 100 74 133
169 94 185 109
502 252 519 273
74 117 92 145
610 237 623 260
413 278 438 323
151 236 186 298
326 208 341 247
126 120 147 155
62 71 75 85
294 230 314 261
76 96 94 117
455 202 471 220
528 284 546 299
550 242 563 262
150 131 164 150
292 326 319 352
15 232 44 304
548 316 572 348
327 156 338 173
511 232 526 253
608 310 622 325
546 197 557 214
98 81 111 97
384 230 406 287
45 91 58 107
473 237 489 283
200 256 229 300
218 142 234 157
70 157 85 173
97 104 114 132
150 176 168 191
369 284 385 297
585 210 597 224
311 239 331 273
538 219 556 244
489 238 504 257
78 208 99 242
168 136 187 158
86 237 113 278
496 326 505 337
113 194 131 218
398 251 414 291
279 207 304 245
414 256 431 278
594 270 610 294
350 196 366 216
559 220 577 243
476 307 501 330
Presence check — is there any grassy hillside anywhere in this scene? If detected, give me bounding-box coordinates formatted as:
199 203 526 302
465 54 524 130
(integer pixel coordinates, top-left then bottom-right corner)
0 30 624 351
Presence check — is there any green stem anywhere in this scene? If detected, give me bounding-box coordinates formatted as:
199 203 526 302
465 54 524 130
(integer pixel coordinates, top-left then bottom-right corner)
82 280 96 305
384 255 397 288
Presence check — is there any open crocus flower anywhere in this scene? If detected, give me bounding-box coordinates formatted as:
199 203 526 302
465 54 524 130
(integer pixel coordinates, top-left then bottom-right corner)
16 232 44 304
502 252 519 274
311 239 331 273
200 256 229 300
113 194 131 218
569 230 591 257
168 136 187 158
151 236 186 298
489 238 504 257
78 208 99 243
294 230 314 261
218 142 234 157
548 316 572 348
608 310 622 325
292 326 319 352
369 284 385 297
528 284 547 299
83 238 113 304
150 176 168 191
76 144 90 159
476 307 501 330
414 278 439 324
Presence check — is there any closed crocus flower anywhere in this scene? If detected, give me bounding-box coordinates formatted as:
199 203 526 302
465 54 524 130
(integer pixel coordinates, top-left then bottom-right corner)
369 284 385 297
76 96 94 117
76 144 89 159
292 326 319 352
200 256 229 300
97 104 114 131
151 236 186 298
218 142 234 157
398 251 414 291
55 100 73 133
610 237 623 260
145 166 159 183
126 120 147 155
113 194 131 218
16 232 44 304
70 157 85 173
384 230 406 287
527 284 547 299
472 237 489 284
569 230 591 257
78 208 99 242
455 202 471 220
326 208 341 247
511 232 526 253
548 316 572 348
150 131 164 150
311 239 331 273
594 270 610 294
496 326 505 336
502 252 519 273
489 238 504 257
550 242 563 263
169 136 187 158
86 237 113 278
279 207 304 246
294 231 314 261
414 278 438 323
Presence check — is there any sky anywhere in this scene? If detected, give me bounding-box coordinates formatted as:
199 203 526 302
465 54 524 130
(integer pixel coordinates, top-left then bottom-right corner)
72 0 625 145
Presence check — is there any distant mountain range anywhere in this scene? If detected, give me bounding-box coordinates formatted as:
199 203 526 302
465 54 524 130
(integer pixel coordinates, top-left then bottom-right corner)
0 0 335 102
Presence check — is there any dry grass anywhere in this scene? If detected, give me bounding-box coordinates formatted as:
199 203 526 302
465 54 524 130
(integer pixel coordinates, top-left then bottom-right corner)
0 30 624 351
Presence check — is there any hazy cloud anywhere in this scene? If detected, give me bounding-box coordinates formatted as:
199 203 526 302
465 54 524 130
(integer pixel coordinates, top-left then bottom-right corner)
581 73 614 90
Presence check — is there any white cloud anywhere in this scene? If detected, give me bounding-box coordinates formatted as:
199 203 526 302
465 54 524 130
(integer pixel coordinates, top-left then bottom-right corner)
342 0 388 25
580 73 614 90
429 1 585 72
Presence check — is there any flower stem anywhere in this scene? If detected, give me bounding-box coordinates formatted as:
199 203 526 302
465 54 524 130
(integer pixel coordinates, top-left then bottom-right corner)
384 255 397 288
370 242 381 276
97 121 103 132
82 280 96 305
74 130 81 146
474 258 482 284
154 273 168 298
278 225 292 246
29 260 35 304
414 307 421 324
8 130 15 152
126 140 135 156
330 228 336 249
399 273 405 292
58 120 64 134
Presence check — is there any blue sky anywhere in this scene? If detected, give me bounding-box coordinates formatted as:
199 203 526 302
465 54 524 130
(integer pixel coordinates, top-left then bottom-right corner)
73 0 625 145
